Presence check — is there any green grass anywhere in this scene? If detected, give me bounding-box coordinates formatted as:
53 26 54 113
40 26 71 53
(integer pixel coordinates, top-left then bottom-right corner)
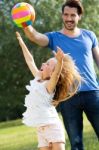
0 114 99 150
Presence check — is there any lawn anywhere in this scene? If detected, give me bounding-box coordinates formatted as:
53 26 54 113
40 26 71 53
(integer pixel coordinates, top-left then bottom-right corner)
0 114 99 150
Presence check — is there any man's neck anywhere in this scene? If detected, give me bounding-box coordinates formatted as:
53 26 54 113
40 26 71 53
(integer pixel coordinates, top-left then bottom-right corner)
60 27 80 38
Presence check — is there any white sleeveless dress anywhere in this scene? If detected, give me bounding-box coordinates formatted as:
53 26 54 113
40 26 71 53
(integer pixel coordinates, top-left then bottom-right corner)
22 77 60 127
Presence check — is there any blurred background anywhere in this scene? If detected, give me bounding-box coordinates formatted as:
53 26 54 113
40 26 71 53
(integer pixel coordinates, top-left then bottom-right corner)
0 0 99 149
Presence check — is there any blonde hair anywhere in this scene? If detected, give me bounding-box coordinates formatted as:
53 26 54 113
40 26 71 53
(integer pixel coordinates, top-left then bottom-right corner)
52 54 82 106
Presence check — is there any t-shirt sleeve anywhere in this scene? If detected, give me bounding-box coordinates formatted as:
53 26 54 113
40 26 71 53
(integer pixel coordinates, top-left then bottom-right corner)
45 32 54 49
90 31 99 48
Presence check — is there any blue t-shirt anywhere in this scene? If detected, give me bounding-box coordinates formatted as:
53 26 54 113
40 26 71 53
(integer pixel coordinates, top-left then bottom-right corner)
46 29 99 91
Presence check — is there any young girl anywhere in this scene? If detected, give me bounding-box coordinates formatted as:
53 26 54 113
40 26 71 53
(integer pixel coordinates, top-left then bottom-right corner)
16 31 82 150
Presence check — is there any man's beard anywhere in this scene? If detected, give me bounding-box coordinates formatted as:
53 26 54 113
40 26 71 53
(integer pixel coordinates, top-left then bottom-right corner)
63 21 76 31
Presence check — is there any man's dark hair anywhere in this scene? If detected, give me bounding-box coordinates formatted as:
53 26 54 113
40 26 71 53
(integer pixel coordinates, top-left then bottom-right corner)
62 0 84 15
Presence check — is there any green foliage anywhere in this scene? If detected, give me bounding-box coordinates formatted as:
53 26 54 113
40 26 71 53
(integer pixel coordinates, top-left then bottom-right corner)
0 0 99 121
81 0 99 38
0 119 22 129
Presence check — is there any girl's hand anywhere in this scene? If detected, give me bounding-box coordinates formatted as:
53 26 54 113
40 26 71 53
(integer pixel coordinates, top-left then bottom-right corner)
16 31 24 45
53 46 64 62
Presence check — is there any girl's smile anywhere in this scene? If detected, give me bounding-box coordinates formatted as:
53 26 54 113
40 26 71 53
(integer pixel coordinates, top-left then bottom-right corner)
40 58 57 80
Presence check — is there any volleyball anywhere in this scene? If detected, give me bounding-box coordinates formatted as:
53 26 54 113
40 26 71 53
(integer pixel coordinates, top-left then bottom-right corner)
11 2 35 28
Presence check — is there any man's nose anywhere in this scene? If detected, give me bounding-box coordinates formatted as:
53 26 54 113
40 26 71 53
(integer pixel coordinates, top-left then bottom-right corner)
67 15 72 21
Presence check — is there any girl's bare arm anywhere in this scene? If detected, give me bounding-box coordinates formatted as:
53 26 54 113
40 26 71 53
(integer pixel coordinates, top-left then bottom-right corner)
46 47 64 93
16 31 39 77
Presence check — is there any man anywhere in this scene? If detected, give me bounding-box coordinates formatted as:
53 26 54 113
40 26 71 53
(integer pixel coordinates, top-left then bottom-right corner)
23 0 99 149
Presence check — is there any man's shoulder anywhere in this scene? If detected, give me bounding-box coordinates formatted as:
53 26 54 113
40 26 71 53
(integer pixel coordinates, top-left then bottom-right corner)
45 31 61 35
45 31 63 39
81 28 95 36
81 28 96 39
81 28 93 34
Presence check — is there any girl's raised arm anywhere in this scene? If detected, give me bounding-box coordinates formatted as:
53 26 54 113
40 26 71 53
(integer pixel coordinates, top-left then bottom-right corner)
16 32 39 77
46 47 64 94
